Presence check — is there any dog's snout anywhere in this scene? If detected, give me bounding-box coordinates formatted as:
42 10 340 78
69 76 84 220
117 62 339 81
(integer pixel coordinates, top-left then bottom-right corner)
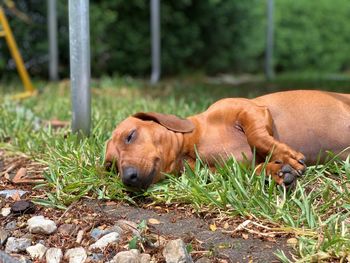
122 167 139 187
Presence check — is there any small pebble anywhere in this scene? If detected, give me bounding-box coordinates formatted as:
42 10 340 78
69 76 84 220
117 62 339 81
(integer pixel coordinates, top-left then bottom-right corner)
27 215 57 235
112 249 139 263
64 247 87 263
26 243 47 260
89 232 120 250
5 237 32 253
1 207 11 216
88 253 104 262
11 200 36 215
76 230 84 244
90 225 123 241
140 253 151 263
5 221 17 230
46 248 63 263
163 239 194 263
0 228 9 245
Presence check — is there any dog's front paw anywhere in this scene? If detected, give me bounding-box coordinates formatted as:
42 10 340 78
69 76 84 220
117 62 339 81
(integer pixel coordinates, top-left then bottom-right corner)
257 161 306 189
278 164 300 189
273 150 306 176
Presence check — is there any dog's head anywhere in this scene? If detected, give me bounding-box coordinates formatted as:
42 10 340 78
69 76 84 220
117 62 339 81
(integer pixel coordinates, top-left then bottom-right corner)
104 112 194 189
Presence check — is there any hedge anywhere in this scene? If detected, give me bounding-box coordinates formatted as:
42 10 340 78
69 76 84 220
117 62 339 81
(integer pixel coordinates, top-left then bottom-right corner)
0 0 349 78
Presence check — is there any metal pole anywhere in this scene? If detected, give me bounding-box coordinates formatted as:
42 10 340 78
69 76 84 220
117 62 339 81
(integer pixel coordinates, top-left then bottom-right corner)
150 0 160 84
265 0 275 80
48 0 58 81
68 0 91 136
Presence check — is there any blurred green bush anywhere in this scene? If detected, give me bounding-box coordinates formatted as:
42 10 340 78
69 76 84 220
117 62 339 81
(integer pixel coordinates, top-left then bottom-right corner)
0 0 349 78
275 0 350 73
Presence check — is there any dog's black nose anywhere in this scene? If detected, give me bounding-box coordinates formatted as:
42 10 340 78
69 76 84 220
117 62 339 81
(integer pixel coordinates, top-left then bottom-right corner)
122 167 139 187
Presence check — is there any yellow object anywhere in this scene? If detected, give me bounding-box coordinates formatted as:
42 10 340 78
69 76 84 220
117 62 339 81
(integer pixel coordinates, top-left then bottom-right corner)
0 7 36 98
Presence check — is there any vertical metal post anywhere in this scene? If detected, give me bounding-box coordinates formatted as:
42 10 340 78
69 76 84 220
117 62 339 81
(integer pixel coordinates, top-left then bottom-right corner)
48 0 58 81
265 0 275 80
150 0 161 84
69 0 91 136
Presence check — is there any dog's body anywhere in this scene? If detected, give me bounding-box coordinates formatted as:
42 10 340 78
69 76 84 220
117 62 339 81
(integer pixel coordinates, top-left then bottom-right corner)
105 90 350 189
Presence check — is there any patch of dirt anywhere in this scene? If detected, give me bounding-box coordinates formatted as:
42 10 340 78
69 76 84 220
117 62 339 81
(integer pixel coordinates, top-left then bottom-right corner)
0 149 295 262
93 202 293 262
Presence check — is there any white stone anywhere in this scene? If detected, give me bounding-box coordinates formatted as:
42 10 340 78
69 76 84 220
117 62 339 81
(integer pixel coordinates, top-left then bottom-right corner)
112 249 139 263
89 232 120 250
46 248 63 263
1 207 11 217
26 243 47 260
27 215 57 234
65 247 87 263
0 228 9 245
163 239 194 263
76 229 84 244
5 237 32 253
140 253 151 263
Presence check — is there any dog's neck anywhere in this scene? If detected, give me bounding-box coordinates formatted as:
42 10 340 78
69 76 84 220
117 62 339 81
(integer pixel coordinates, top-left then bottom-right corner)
169 117 201 173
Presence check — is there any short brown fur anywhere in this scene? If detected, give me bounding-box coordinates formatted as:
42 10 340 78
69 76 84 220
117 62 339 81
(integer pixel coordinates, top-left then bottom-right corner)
105 90 350 189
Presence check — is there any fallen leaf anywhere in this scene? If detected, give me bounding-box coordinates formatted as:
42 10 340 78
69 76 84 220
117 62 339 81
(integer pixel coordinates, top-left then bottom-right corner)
209 223 217 232
4 173 10 180
105 201 117 206
11 167 44 184
242 233 249 239
47 119 70 128
12 168 27 184
98 224 107 230
287 237 298 246
266 237 276 242
218 244 230 249
11 191 21 201
76 230 84 244
148 218 161 225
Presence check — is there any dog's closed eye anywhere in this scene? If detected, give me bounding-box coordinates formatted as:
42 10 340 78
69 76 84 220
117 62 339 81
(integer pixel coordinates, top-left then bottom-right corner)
125 129 136 144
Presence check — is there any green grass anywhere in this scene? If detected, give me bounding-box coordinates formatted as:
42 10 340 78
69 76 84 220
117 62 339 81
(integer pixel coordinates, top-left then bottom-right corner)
1 75 350 262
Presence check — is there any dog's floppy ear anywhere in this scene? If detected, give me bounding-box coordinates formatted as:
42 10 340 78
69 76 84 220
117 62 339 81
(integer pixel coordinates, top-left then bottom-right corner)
133 112 194 133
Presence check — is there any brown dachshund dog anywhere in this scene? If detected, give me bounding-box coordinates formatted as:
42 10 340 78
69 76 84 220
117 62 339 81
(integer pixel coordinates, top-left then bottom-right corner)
105 90 350 189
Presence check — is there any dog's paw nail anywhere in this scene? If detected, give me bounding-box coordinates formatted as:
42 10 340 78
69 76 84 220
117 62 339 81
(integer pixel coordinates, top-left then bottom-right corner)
297 169 304 176
298 159 306 165
283 173 295 185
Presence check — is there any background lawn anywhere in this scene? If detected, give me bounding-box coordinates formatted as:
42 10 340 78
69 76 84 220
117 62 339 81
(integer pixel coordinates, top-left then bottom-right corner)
1 75 350 262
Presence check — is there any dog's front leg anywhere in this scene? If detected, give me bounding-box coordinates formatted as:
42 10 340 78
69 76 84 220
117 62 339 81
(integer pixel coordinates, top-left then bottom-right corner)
237 106 306 188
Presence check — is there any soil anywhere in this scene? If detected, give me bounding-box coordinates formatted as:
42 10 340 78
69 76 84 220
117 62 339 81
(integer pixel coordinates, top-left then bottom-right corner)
0 149 295 262
92 201 293 262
